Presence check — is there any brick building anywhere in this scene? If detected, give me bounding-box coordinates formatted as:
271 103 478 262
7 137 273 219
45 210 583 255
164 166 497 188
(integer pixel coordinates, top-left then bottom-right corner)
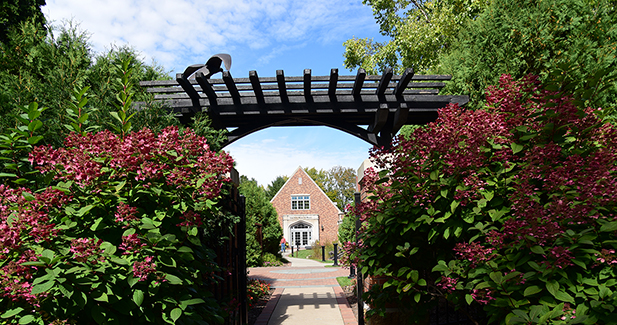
270 167 342 247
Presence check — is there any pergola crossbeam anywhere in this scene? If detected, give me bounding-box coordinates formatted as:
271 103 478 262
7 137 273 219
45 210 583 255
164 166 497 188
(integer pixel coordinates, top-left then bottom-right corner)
139 69 468 148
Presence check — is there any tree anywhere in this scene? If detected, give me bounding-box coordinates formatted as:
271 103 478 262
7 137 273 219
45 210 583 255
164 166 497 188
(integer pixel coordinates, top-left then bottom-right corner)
343 0 488 74
265 175 288 201
304 166 356 211
0 20 92 146
323 166 356 211
437 0 617 109
0 0 46 43
239 177 283 266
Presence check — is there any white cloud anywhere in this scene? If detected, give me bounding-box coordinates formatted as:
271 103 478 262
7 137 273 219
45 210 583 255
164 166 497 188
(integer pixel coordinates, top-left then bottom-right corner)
43 0 378 72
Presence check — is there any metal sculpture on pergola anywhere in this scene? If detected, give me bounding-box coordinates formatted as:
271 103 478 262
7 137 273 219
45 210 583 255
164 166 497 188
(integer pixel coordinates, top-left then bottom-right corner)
139 58 468 148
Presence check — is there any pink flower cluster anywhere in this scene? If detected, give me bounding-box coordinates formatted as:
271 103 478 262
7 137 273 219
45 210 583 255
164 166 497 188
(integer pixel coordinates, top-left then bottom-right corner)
70 238 103 263
115 202 139 227
471 288 495 305
594 249 617 266
437 276 458 294
454 242 495 267
119 234 145 255
30 127 234 198
0 250 43 304
133 256 157 281
177 210 203 228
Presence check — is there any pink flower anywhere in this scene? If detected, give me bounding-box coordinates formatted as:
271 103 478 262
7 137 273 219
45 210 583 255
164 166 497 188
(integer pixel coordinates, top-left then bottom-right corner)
133 256 157 281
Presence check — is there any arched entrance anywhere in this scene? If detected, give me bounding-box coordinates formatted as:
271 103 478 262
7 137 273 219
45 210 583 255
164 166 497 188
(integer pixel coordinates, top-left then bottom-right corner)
290 222 313 246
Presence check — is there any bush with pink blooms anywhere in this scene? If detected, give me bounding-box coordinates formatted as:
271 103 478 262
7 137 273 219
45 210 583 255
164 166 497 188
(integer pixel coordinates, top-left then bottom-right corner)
0 126 236 324
350 75 617 324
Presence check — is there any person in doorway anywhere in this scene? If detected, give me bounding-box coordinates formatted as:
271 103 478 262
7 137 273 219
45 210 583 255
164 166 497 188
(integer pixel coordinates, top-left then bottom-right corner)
280 237 286 253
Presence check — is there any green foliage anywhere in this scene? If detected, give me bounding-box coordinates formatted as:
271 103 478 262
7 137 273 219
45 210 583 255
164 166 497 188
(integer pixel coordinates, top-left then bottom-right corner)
343 0 489 73
304 166 356 211
353 75 617 323
338 212 357 245
239 177 283 267
0 0 46 43
0 123 236 324
265 175 288 201
438 0 617 109
188 112 228 152
0 102 46 187
0 19 91 147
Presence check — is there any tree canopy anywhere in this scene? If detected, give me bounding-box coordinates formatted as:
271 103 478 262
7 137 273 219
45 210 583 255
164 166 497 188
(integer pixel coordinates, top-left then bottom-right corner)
346 0 617 114
343 0 488 74
0 0 46 43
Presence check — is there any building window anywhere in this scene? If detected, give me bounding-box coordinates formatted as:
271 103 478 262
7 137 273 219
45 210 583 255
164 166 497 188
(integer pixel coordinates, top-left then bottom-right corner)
291 195 310 210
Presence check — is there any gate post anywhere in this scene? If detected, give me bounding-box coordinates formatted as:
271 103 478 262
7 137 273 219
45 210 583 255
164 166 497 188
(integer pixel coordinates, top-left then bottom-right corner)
238 195 248 324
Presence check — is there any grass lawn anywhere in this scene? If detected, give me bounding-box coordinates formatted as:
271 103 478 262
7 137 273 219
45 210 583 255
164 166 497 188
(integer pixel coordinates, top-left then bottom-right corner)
291 250 336 264
336 276 353 287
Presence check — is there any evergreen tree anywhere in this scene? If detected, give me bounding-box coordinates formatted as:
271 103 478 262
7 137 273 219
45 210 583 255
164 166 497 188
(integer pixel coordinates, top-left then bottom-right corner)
239 177 283 266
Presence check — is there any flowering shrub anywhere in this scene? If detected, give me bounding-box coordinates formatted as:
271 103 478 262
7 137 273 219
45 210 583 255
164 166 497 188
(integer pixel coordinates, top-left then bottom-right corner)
246 279 271 308
0 126 235 324
350 75 617 324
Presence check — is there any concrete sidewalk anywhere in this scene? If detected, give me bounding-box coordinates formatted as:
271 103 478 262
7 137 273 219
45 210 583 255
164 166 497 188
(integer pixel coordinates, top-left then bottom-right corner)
249 254 356 325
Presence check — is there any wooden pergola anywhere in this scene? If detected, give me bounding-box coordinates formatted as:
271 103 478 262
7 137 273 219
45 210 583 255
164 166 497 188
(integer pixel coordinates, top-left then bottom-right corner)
139 67 468 148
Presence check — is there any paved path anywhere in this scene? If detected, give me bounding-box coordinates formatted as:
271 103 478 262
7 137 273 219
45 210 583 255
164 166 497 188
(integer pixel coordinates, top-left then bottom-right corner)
248 254 356 325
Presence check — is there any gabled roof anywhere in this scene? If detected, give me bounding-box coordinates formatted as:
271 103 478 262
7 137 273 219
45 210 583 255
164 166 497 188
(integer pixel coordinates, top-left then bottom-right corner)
270 166 342 214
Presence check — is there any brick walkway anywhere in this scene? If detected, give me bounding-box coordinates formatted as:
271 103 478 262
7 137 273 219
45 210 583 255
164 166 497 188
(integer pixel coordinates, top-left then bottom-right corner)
249 257 357 325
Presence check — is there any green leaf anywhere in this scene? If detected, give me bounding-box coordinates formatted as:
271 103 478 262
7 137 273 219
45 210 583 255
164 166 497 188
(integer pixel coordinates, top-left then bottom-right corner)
18 315 35 324
465 294 474 305
490 271 503 284
180 298 205 308
554 290 575 303
1 307 24 318
22 192 35 201
165 274 183 285
170 308 182 322
524 286 542 296
450 200 460 213
133 289 144 306
414 293 421 303
530 246 544 254
600 221 617 232
546 280 559 297
30 280 54 295
90 217 104 231
111 257 129 265
76 204 94 217
27 136 44 145
511 143 524 154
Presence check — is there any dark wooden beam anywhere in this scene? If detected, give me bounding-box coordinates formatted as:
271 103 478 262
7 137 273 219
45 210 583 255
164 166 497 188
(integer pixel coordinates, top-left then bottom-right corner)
176 73 201 110
304 69 312 101
353 68 366 97
195 72 217 106
395 68 414 98
328 68 338 97
368 103 389 133
223 71 241 105
376 68 393 96
249 70 265 106
277 70 288 104
392 102 409 134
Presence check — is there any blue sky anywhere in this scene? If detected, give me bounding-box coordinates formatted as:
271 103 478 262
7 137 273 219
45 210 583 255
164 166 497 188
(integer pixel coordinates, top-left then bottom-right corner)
43 0 387 186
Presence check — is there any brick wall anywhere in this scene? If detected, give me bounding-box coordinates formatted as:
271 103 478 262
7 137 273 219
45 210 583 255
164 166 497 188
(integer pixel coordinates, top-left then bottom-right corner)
271 167 341 244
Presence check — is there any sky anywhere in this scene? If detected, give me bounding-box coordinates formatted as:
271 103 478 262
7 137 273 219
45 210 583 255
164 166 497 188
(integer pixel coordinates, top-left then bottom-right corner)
43 0 387 186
